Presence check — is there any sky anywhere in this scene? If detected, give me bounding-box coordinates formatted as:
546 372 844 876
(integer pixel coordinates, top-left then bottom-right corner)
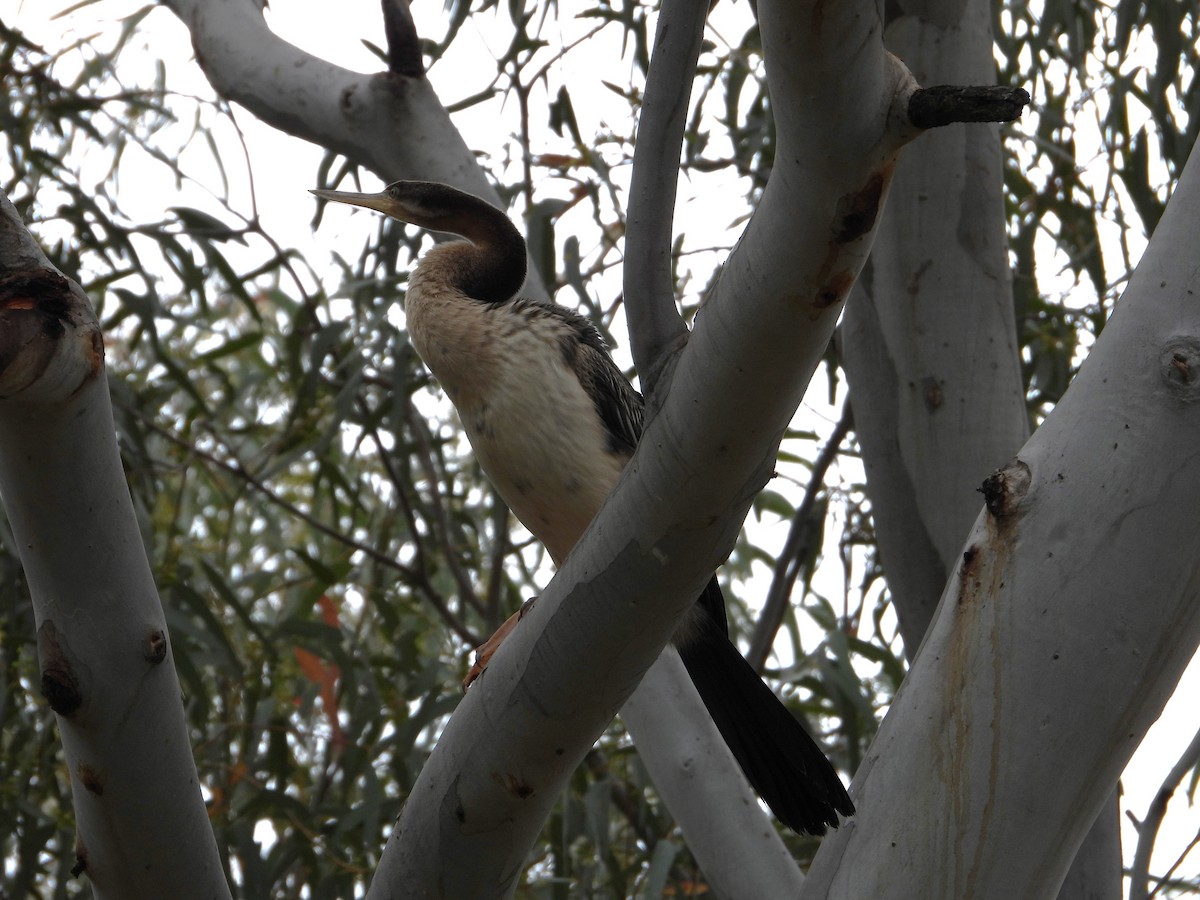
8 0 1200 893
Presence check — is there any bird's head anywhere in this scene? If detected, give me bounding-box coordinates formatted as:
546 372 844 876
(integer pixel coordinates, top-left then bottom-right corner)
311 181 490 241
311 180 528 304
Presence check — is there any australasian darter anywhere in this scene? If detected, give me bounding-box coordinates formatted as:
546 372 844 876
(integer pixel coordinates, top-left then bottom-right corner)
311 180 855 836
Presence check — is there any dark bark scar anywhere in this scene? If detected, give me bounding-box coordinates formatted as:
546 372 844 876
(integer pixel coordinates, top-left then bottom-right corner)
144 629 168 665
71 837 87 877
979 459 1031 519
77 762 104 796
833 167 889 244
957 545 981 605
493 771 535 799
38 621 83 717
815 270 855 309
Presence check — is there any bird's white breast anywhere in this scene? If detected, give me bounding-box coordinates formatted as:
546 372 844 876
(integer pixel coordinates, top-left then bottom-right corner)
405 274 626 565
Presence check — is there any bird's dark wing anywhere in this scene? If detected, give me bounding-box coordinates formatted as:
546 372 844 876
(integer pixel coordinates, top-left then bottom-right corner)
576 347 644 457
545 302 645 457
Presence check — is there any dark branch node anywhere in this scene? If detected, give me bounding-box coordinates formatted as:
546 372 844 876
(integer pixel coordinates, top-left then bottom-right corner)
0 269 71 332
144 629 168 665
71 845 87 878
38 621 83 717
978 459 1031 519
77 763 105 796
382 0 425 78
908 85 1031 129
833 170 886 243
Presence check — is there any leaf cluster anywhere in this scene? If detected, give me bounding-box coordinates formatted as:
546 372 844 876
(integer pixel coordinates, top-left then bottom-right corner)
996 0 1200 416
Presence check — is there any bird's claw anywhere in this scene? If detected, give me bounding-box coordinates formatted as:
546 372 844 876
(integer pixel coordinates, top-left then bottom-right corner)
463 597 538 691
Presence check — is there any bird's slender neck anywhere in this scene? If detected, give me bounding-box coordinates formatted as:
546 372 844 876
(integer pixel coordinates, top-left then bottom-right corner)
420 193 527 305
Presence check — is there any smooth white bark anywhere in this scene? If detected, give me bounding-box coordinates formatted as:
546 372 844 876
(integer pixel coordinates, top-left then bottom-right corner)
1059 789 1123 900
842 0 1029 654
620 652 807 899
843 2 1123 893
162 0 483 193
623 1 703 386
0 194 230 899
802 142 1200 899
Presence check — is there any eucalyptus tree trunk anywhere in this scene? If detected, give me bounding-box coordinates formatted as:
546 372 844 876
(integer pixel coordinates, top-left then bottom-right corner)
805 141 1200 899
841 2 1123 894
9 0 1183 895
0 197 230 898
842 0 1028 664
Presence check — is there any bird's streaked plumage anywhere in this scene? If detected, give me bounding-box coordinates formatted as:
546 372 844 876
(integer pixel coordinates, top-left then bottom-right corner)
311 180 854 835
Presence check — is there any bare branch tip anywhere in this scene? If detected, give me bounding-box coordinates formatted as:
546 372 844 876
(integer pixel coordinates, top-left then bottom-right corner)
908 85 1031 130
381 0 425 78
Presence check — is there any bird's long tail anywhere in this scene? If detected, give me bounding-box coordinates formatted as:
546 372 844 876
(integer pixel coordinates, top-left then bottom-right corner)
675 577 854 836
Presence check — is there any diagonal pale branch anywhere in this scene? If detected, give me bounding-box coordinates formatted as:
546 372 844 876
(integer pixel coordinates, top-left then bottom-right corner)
368 1 925 894
0 193 231 899
162 0 480 191
619 652 808 898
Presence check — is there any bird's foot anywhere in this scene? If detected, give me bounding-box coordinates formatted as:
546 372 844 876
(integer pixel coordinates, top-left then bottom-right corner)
463 597 538 691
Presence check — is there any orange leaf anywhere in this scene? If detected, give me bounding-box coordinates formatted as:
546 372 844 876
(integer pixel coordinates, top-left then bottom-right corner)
293 645 346 750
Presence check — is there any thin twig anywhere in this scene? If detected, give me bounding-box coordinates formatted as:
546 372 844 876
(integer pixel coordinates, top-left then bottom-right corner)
747 403 852 672
1129 722 1200 900
142 414 482 646
402 398 487 618
1148 830 1200 900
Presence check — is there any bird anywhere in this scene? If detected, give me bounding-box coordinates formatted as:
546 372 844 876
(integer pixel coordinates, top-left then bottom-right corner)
311 179 855 835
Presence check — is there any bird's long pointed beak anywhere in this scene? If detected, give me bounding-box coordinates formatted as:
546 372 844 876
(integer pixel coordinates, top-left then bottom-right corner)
310 188 399 217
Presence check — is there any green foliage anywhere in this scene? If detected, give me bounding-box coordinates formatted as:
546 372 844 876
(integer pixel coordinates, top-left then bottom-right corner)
996 0 1200 416
2 0 1196 896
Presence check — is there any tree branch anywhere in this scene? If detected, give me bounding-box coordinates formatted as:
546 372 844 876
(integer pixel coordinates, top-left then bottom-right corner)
0 191 232 898
381 0 423 78
840 0 1032 657
162 0 550 298
161 0 473 188
1129 724 1200 900
907 85 1031 129
803 141 1200 898
620 653 807 898
623 1 705 394
748 403 852 672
